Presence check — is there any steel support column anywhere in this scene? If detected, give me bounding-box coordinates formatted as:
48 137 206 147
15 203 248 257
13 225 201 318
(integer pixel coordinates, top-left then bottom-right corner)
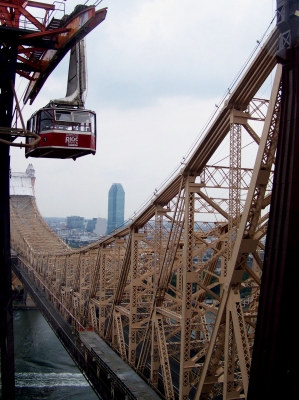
248 46 299 400
0 42 17 399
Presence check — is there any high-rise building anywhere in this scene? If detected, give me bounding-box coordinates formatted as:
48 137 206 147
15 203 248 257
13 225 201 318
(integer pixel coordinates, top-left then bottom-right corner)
94 217 107 236
106 183 125 234
86 217 107 236
86 218 98 232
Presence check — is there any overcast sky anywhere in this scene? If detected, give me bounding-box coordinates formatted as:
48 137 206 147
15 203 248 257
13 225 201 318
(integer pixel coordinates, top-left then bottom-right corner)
10 0 276 220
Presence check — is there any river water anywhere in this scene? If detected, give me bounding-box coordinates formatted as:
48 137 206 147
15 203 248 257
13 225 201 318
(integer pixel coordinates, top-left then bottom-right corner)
2 309 99 400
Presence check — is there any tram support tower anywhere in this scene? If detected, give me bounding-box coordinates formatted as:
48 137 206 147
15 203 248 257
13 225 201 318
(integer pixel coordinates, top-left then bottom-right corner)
0 44 16 400
0 1 107 398
248 1 299 398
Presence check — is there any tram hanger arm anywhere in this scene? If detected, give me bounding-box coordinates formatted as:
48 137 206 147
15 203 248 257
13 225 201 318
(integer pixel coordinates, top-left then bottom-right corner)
23 6 107 105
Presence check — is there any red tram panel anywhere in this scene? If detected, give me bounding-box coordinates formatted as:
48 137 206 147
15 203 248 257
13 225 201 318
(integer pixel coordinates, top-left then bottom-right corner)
25 104 96 160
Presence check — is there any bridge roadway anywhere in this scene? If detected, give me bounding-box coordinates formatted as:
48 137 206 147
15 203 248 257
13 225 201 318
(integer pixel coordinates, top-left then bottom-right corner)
11 254 161 400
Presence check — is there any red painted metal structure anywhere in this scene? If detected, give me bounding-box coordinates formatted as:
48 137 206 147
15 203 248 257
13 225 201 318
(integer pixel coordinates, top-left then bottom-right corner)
5 1 107 105
0 1 107 398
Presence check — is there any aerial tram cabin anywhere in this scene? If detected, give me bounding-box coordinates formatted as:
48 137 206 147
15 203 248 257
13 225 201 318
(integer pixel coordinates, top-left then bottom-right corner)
25 103 96 160
23 36 99 161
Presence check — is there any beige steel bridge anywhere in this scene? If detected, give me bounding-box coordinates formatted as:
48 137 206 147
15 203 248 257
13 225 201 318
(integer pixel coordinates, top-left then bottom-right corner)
10 26 282 400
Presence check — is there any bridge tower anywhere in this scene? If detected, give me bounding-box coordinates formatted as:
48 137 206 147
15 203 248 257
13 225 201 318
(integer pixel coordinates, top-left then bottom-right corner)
0 2 107 398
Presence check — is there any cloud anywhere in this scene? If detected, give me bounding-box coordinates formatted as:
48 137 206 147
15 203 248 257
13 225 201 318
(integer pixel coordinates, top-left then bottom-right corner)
10 0 277 220
84 0 276 107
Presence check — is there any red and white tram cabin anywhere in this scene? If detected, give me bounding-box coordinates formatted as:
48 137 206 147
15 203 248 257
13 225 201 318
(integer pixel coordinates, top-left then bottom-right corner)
25 103 96 160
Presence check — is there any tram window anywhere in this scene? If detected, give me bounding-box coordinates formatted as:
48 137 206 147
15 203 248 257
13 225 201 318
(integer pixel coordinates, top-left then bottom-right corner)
26 115 37 145
73 112 91 132
90 113 95 134
55 111 72 122
39 110 53 131
32 116 36 132
73 112 89 124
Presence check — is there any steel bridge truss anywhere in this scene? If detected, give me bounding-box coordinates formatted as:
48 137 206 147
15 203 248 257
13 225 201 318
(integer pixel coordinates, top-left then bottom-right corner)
10 27 282 400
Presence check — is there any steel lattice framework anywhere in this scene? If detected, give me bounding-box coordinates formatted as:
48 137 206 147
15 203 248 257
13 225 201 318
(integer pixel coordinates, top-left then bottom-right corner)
10 26 282 399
